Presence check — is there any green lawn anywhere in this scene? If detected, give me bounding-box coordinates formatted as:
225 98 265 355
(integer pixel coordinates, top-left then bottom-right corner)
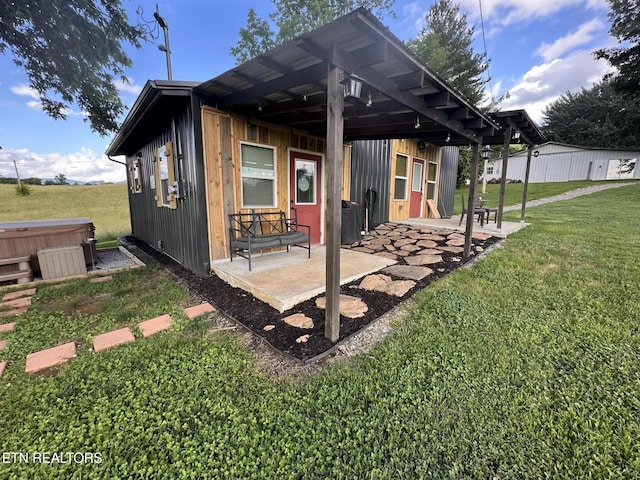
0 184 639 478
453 179 636 215
0 184 131 243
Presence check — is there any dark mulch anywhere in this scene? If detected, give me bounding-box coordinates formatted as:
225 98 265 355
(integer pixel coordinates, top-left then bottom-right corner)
124 225 500 363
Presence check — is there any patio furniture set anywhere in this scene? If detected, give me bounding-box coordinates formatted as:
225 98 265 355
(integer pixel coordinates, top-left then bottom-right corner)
458 195 498 228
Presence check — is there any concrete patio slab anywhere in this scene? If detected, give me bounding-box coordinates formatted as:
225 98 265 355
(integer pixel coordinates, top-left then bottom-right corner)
139 314 172 337
93 327 135 352
399 217 528 238
0 322 16 333
25 342 76 373
212 246 396 313
0 361 6 378
185 303 216 319
2 288 36 301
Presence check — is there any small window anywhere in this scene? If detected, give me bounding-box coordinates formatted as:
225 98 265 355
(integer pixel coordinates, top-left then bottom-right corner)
394 153 409 200
241 143 276 207
486 165 494 175
129 157 143 194
154 142 177 209
426 161 438 200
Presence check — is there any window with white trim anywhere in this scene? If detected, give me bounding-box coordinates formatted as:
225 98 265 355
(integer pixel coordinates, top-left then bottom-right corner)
241 143 276 207
394 153 409 200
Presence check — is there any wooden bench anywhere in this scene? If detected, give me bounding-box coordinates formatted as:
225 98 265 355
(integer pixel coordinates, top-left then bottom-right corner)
0 255 33 285
228 210 311 271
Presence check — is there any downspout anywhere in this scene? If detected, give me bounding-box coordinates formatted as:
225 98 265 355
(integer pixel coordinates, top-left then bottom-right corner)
107 155 127 166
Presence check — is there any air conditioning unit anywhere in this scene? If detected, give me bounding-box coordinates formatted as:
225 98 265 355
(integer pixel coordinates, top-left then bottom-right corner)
37 245 87 280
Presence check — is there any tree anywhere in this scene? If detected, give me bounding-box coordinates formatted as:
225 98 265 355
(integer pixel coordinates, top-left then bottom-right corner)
406 0 489 105
0 0 145 136
55 173 69 185
541 81 640 149
230 0 395 64
594 0 640 97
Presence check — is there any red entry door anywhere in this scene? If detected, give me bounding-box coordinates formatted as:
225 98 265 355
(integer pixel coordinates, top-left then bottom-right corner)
409 158 425 217
290 151 322 244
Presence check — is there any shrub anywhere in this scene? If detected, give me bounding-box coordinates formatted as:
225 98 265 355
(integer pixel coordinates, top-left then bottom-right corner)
14 183 32 196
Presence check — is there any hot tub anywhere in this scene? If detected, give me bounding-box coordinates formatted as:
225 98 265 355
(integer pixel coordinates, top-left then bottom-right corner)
0 218 96 273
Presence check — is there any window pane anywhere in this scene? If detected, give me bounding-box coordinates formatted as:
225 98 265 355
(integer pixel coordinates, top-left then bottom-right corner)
242 178 274 206
241 144 274 178
427 162 437 181
394 178 406 200
427 182 435 200
412 162 423 191
395 154 407 176
296 160 316 204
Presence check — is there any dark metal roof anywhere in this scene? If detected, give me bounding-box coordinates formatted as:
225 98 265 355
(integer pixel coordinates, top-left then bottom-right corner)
486 109 545 146
196 8 501 146
107 80 200 156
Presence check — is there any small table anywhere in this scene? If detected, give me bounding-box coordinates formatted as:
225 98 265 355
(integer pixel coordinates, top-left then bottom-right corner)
483 207 498 224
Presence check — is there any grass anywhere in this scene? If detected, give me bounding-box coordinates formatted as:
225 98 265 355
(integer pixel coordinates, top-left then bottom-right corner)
0 184 639 478
453 179 636 215
0 184 131 243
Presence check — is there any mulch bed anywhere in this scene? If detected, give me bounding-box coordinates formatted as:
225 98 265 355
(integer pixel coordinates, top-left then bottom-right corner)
125 224 500 363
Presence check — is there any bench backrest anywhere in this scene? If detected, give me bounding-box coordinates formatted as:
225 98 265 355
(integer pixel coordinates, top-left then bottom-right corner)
228 211 288 239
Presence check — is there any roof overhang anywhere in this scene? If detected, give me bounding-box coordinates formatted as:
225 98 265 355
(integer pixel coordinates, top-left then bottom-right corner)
486 109 545 147
196 8 501 146
106 80 200 156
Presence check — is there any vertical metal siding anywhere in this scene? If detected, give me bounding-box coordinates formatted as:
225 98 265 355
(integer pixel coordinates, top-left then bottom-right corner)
437 146 458 218
127 98 210 275
350 139 391 227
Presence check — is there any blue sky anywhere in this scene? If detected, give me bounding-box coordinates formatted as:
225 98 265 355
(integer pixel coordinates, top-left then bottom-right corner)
0 0 614 183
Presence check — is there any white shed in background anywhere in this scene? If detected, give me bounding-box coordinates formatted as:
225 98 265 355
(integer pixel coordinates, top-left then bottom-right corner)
484 142 640 183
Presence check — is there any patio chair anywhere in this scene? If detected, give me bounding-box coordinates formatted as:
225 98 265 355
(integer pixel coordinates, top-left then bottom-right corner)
458 195 487 227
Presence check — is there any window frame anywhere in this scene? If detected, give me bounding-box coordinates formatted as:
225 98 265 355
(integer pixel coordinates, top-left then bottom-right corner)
393 153 409 201
240 141 277 209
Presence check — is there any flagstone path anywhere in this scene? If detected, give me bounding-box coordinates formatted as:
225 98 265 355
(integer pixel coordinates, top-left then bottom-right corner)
0 280 216 377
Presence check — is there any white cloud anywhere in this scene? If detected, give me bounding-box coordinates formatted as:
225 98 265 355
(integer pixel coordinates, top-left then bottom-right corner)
535 18 606 61
0 147 127 184
458 0 608 26
115 78 144 95
498 49 610 123
10 85 39 100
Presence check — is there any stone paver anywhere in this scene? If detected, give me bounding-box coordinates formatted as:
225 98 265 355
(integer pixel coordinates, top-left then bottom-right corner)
184 303 216 319
139 314 172 337
283 313 314 329
0 339 7 351
382 265 433 281
93 328 135 352
0 322 16 333
0 308 27 318
25 342 76 373
89 275 113 284
404 254 442 266
2 288 36 302
316 294 368 318
1 297 31 309
0 361 6 378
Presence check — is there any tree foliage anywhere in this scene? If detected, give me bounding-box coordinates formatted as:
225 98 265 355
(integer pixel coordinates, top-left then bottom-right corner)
406 0 489 105
594 0 640 97
230 0 395 64
541 81 640 149
0 0 145 136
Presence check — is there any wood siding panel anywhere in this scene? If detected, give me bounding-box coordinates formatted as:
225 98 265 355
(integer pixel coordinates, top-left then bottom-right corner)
388 139 441 221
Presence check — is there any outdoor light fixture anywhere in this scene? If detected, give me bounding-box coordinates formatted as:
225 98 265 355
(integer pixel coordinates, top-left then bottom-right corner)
414 115 421 129
258 101 263 112
445 132 451 143
481 145 493 160
513 131 521 141
342 73 363 100
366 91 373 107
533 150 540 157
302 89 308 101
153 7 172 80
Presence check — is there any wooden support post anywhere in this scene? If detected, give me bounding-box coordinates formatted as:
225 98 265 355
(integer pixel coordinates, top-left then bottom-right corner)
520 145 534 223
497 125 512 231
220 116 236 223
324 62 344 343
464 142 481 259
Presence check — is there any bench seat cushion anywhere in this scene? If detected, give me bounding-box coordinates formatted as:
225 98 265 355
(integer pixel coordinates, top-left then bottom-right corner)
231 231 309 250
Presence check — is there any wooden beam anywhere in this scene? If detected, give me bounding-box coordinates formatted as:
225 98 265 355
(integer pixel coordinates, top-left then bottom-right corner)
520 146 534 222
464 142 481 258
497 125 512 231
324 61 344 343
219 116 236 230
